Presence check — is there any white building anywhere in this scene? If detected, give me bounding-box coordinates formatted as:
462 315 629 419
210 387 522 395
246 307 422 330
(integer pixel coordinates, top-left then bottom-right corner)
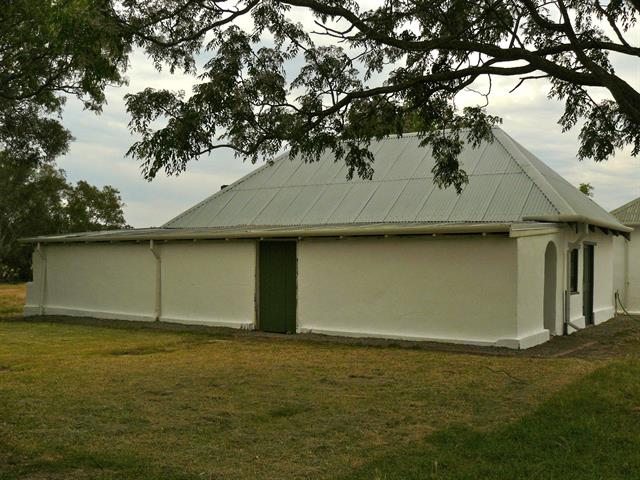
612 197 640 314
23 128 630 349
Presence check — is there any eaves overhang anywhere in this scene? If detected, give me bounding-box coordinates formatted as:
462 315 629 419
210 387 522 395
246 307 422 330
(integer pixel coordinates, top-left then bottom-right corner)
522 214 633 234
20 222 532 244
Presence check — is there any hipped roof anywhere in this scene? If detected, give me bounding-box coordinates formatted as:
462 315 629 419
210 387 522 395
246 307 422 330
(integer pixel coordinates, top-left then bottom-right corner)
23 127 630 244
164 127 628 232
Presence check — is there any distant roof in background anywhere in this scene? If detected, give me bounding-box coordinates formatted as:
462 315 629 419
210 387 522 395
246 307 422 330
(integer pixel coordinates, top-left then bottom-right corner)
612 197 640 226
164 128 628 232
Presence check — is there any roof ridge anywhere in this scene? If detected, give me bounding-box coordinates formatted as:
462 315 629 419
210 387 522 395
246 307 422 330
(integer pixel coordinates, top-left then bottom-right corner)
385 126 503 138
228 171 524 191
491 130 563 215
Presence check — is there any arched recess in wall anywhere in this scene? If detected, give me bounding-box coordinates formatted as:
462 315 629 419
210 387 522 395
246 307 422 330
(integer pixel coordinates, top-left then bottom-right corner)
544 241 558 334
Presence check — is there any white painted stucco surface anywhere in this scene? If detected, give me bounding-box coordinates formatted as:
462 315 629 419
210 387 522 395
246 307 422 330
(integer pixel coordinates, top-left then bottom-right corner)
25 241 257 327
159 241 255 327
628 231 640 313
613 235 628 307
591 231 615 324
297 236 521 346
615 230 640 314
25 243 156 320
24 224 621 349
514 233 561 343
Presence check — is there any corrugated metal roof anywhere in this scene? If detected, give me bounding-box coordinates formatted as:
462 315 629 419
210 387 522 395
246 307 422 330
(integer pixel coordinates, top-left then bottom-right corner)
22 128 630 244
612 197 640 225
163 128 627 232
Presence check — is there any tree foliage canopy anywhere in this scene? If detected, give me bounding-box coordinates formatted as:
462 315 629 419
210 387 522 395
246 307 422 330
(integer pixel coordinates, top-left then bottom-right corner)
1 0 639 195
1 0 129 167
118 0 640 192
579 181 595 196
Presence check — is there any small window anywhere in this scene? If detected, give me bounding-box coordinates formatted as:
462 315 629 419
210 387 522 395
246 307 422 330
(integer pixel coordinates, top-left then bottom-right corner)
569 249 579 293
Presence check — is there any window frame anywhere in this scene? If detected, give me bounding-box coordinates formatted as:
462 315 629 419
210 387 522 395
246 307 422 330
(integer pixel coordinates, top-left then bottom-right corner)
569 248 579 294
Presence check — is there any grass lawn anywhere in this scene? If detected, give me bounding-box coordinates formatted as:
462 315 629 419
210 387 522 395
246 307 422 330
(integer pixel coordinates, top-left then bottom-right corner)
0 283 26 317
1 284 640 479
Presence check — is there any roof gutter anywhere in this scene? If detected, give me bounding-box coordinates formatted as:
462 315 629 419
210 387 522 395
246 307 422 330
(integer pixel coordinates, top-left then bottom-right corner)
522 214 633 233
21 223 515 244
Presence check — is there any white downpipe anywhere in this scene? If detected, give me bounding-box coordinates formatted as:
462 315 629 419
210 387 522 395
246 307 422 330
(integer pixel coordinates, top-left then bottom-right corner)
149 240 162 321
624 238 630 311
37 242 47 316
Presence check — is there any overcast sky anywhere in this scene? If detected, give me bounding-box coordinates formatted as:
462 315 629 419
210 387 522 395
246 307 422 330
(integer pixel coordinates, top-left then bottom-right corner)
57 31 640 228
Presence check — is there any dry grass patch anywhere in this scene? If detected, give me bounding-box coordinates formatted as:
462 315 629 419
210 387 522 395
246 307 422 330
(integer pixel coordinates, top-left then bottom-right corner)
0 320 599 480
0 283 26 317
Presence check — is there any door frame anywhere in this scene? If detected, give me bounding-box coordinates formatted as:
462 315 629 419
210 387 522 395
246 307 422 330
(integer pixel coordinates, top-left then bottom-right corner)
255 239 298 333
582 242 595 326
543 241 557 334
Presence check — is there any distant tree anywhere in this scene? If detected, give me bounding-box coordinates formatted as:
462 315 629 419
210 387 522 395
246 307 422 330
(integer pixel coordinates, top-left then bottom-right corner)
579 182 595 197
0 157 128 281
1 1 130 281
64 181 128 233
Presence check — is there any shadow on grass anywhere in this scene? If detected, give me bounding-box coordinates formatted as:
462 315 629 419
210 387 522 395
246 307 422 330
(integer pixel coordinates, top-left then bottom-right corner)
338 360 640 480
4 314 237 338
0 439 197 480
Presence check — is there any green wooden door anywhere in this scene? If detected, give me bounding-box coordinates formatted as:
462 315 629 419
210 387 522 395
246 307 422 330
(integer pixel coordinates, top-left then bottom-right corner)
258 241 297 333
583 244 595 326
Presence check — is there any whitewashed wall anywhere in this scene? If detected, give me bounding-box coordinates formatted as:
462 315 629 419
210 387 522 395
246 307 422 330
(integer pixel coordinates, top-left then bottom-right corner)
592 231 615 324
623 231 640 313
25 244 156 320
297 236 523 347
159 241 255 328
514 233 562 344
24 224 620 348
613 235 628 307
25 241 256 327
488 227 615 343
612 230 640 314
